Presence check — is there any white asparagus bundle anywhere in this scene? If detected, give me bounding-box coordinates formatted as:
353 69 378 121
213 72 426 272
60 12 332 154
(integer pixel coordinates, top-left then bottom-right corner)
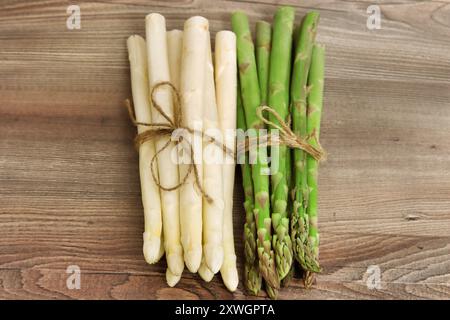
179 16 209 273
165 29 185 287
127 35 164 264
202 32 225 274
128 15 239 292
215 31 239 292
145 14 184 278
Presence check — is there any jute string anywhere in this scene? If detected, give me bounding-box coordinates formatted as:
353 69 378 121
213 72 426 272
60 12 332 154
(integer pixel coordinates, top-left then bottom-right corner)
125 81 326 203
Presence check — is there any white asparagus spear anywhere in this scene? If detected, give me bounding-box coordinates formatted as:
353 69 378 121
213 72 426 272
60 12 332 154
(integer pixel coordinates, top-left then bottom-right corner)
127 35 164 264
215 31 239 292
164 29 185 287
179 16 209 273
146 14 184 277
202 33 225 274
173 28 217 281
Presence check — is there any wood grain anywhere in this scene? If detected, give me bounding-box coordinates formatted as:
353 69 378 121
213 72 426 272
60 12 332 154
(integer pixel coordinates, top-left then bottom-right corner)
0 0 449 300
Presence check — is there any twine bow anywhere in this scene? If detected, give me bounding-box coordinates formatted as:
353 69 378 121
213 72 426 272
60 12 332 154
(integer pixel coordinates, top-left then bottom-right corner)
125 81 234 203
256 106 326 161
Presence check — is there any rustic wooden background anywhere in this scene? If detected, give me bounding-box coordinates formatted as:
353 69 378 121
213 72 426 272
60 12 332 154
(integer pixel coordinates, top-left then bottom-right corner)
0 0 449 300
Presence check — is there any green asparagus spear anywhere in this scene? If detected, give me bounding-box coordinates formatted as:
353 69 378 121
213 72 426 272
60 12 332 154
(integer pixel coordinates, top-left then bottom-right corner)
238 79 262 295
232 11 279 289
267 6 295 280
256 19 278 298
256 21 271 105
304 44 325 288
290 11 321 273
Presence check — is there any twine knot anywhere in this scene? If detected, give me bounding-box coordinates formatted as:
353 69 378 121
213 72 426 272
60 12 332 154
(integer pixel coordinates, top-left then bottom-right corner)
125 81 233 203
256 106 326 162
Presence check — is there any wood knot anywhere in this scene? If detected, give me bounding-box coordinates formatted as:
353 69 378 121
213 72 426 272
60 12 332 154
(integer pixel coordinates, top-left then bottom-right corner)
403 212 421 221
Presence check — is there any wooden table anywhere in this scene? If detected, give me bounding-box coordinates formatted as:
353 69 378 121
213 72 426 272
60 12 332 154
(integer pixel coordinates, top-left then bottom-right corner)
1 0 449 300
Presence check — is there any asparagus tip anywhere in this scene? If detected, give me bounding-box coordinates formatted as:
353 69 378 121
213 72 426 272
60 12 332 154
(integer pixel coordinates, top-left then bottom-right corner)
265 282 279 300
221 261 239 292
198 261 215 282
143 232 163 264
166 251 185 276
204 244 224 274
274 236 293 280
166 269 182 287
258 250 280 289
184 247 202 273
304 271 316 288
244 263 262 295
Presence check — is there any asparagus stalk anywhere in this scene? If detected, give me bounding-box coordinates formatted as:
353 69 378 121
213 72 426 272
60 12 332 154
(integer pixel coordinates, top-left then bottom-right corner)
179 16 209 273
215 30 239 292
237 79 262 295
232 12 279 289
290 11 321 273
304 44 325 287
146 13 184 278
165 29 185 286
127 35 164 264
202 32 225 274
267 6 295 280
255 21 271 105
255 19 277 296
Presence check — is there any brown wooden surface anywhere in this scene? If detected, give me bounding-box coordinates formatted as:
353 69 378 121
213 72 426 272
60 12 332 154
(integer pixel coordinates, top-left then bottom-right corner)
1 0 450 300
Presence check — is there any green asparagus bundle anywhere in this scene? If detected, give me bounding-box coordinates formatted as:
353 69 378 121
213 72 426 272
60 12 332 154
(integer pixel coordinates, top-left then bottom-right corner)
238 80 262 295
290 11 321 274
233 7 325 299
232 11 279 289
304 44 325 287
267 6 295 281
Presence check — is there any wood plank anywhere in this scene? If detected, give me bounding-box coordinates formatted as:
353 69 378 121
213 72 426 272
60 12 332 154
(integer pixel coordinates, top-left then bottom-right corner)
1 264 448 300
0 0 449 299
